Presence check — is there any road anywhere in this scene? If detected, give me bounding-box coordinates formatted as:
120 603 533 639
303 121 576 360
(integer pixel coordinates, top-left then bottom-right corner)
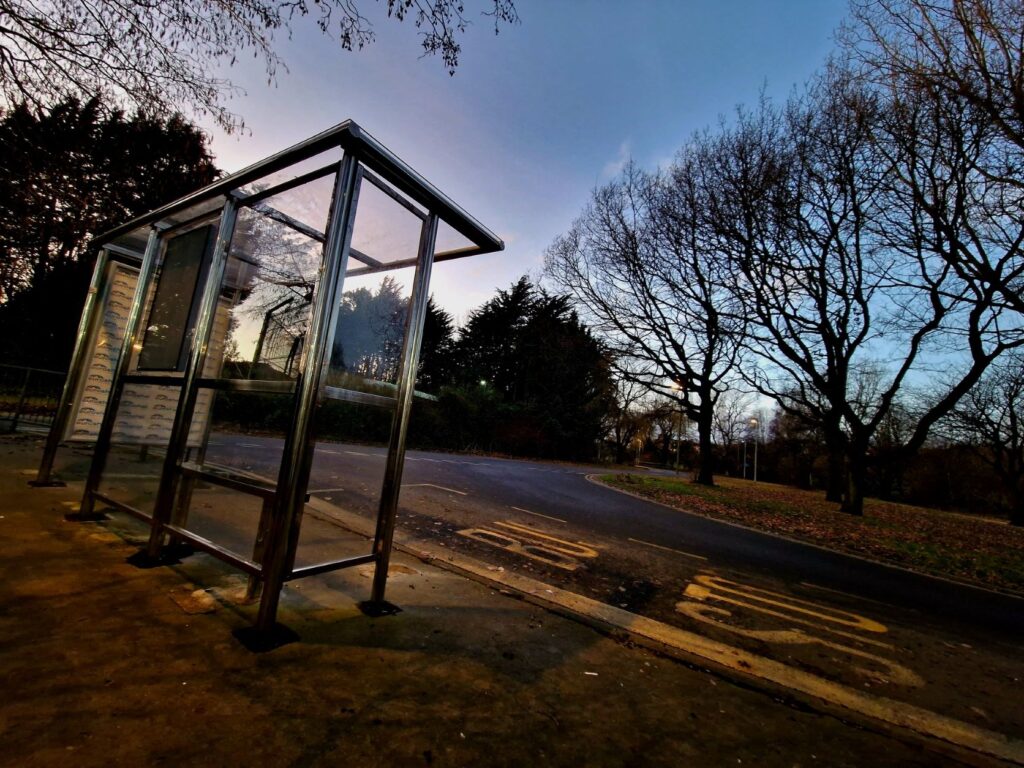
99 432 1024 740
210 434 1022 627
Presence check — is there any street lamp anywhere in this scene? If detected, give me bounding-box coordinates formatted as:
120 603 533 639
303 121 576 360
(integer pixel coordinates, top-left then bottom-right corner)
748 416 760 483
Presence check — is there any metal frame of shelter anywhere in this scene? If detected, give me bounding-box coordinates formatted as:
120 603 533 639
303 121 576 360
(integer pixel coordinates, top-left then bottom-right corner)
34 121 502 633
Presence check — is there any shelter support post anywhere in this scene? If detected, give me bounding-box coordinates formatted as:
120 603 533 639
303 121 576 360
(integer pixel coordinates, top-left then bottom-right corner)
255 153 362 632
78 228 164 518
33 249 111 486
370 213 439 605
146 198 240 558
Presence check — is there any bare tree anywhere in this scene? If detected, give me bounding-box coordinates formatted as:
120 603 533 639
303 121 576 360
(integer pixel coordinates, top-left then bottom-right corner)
869 68 1024 455
943 354 1024 525
845 0 1024 159
0 0 518 132
705 72 894 512
545 155 745 485
711 389 755 450
646 396 689 468
845 0 1024 337
603 369 649 464
710 64 1023 515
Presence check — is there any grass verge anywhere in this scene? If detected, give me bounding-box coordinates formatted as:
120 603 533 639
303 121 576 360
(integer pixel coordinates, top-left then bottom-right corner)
600 473 1024 594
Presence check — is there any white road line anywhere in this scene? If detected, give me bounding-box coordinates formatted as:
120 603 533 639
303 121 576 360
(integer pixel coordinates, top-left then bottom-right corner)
510 506 566 524
310 487 346 494
318 449 342 455
628 537 707 561
799 582 907 611
345 450 374 457
403 483 468 496
237 443 261 448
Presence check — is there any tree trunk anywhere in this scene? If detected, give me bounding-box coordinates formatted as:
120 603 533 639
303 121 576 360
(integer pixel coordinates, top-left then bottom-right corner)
1011 484 1024 527
825 447 845 503
841 451 866 516
823 417 845 502
695 409 715 485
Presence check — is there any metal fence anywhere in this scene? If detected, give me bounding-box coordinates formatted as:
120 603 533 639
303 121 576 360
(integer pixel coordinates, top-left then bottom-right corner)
0 364 67 433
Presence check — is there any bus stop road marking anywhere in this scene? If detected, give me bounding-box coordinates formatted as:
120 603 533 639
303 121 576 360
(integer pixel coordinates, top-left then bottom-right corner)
628 537 707 561
459 561 1023 765
685 574 888 634
304 495 1024 765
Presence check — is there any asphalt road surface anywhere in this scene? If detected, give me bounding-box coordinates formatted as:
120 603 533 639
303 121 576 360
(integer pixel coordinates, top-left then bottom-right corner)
207 434 1023 628
99 432 1024 739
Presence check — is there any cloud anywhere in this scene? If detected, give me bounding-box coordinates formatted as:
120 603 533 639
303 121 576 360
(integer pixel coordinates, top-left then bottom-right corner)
600 140 632 180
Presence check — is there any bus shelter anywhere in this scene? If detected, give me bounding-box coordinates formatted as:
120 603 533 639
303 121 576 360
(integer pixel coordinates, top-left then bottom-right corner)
34 121 503 636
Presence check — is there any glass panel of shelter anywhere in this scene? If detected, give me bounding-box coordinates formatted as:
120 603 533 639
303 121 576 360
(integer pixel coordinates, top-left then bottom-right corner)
234 146 342 199
58 124 501 637
93 216 221 519
297 168 425 567
168 168 340 578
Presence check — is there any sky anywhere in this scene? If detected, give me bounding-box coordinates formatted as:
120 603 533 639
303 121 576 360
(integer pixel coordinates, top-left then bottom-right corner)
199 0 850 325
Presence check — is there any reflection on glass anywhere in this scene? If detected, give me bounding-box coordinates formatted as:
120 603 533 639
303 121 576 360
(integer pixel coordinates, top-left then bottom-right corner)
209 176 333 380
138 225 214 371
250 171 335 236
329 269 413 391
191 392 290 474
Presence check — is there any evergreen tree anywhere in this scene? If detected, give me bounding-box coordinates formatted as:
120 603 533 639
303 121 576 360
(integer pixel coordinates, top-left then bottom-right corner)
450 277 613 458
418 297 457 393
0 97 219 368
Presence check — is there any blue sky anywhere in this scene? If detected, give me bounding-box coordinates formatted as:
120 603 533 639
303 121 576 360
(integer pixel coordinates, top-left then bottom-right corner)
201 0 849 323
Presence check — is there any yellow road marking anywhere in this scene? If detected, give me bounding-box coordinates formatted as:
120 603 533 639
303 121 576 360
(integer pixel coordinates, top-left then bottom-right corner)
683 582 893 649
691 574 887 633
456 520 600 571
305 494 1024 764
676 573 923 688
675 600 922 687
492 520 599 558
457 527 581 570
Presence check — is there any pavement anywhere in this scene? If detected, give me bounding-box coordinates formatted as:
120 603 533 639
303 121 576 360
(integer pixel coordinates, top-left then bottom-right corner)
0 435 1015 767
